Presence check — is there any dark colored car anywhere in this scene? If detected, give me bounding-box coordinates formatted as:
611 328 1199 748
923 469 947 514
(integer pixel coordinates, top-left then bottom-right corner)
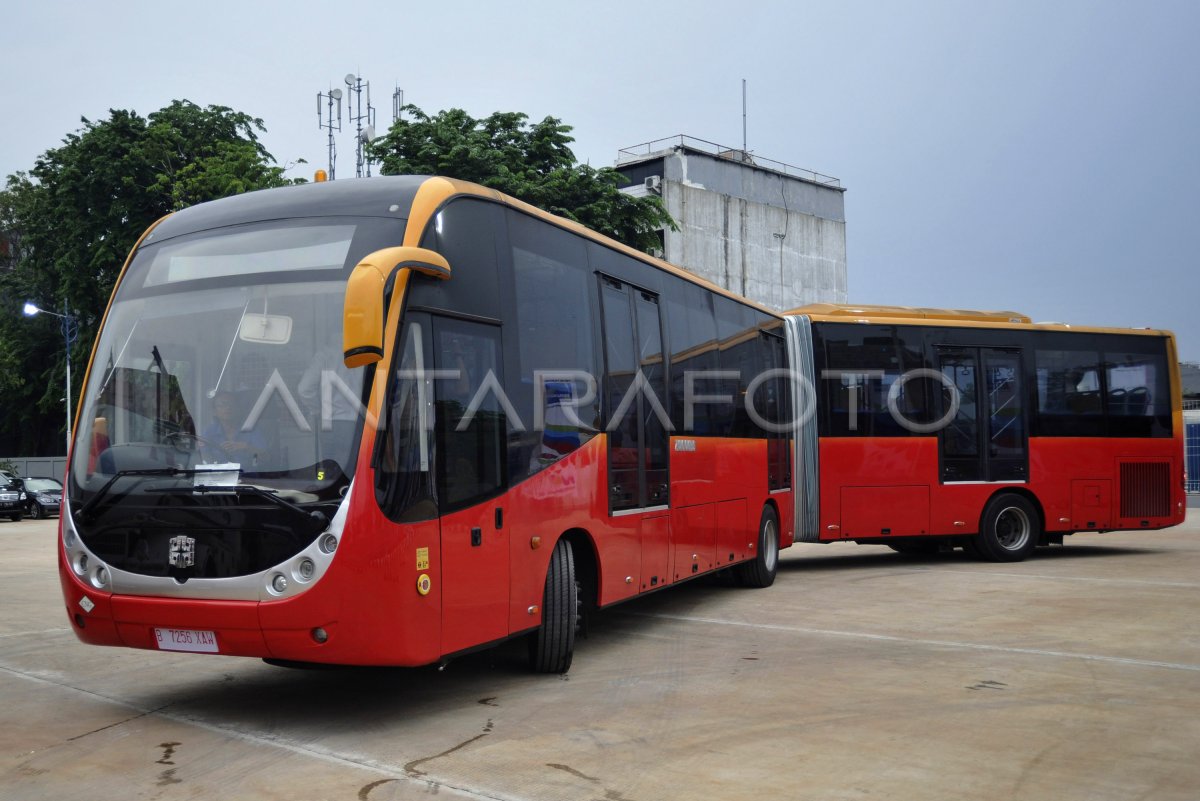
21 477 63 519
0 477 27 522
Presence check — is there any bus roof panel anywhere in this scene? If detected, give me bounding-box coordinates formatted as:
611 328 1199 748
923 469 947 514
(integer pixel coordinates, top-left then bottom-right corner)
147 176 428 244
790 302 1173 339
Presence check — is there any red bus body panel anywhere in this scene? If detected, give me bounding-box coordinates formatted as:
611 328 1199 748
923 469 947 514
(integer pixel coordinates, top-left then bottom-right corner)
60 433 784 666
819 435 1185 541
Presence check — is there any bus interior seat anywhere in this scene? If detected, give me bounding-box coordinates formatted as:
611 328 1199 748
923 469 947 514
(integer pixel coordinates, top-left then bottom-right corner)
1126 386 1149 415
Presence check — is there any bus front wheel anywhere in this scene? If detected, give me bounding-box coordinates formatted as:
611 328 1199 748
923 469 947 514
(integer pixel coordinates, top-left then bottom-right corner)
529 539 578 674
974 493 1040 563
736 506 780 588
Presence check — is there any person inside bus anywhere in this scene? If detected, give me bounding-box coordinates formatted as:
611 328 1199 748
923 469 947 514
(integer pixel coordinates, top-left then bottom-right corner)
200 391 269 466
87 416 111 474
298 345 361 474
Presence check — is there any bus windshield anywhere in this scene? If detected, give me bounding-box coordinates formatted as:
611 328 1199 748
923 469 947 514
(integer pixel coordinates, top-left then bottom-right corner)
69 216 404 516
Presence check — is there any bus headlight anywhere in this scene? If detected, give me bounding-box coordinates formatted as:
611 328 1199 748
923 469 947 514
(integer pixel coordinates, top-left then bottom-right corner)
92 566 110 589
295 558 315 582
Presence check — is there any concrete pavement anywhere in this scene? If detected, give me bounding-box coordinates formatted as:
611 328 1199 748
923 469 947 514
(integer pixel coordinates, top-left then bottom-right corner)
2 513 1198 800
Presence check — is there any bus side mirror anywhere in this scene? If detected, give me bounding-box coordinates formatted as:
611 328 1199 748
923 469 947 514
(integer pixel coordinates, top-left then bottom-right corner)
343 246 451 368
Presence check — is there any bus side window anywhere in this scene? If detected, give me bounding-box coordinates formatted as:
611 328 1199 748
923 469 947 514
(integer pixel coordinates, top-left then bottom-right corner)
506 210 598 483
1034 348 1105 437
1105 349 1171 437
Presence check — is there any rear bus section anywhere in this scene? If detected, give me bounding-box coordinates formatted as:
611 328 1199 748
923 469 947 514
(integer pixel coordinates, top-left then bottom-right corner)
787 305 1185 560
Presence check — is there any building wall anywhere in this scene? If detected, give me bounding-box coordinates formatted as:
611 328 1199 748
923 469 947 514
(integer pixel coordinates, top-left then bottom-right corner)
621 147 847 311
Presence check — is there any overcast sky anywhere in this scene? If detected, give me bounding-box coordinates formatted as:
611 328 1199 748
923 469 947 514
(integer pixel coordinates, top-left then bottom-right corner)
5 1 1197 358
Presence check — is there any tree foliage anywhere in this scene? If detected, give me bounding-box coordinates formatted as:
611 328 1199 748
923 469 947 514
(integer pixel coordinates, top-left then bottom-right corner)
368 105 675 252
0 100 298 455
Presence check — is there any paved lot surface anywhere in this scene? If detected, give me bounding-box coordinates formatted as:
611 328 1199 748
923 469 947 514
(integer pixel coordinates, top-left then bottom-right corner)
2 513 1198 801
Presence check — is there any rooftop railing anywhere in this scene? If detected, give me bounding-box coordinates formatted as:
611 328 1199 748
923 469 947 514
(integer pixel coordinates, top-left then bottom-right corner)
617 135 842 188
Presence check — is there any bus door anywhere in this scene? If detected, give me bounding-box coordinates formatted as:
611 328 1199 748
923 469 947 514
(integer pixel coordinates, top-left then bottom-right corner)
429 315 510 654
936 347 1028 483
599 277 671 595
599 277 670 513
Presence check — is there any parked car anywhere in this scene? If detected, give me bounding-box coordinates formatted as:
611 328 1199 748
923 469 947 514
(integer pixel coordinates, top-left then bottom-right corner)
21 477 63 519
0 477 26 522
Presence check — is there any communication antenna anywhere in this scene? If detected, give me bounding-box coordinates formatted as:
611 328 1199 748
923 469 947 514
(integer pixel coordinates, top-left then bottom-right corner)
742 78 748 155
346 74 377 177
316 86 343 179
392 86 405 122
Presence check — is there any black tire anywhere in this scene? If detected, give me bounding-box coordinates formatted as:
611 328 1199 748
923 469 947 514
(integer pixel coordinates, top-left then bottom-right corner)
529 539 578 674
973 493 1040 562
886 540 941 556
29 502 44 520
9 512 21 523
735 506 779 588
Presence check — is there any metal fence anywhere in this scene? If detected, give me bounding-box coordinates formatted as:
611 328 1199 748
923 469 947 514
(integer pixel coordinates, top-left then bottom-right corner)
0 455 68 481
1187 417 1200 494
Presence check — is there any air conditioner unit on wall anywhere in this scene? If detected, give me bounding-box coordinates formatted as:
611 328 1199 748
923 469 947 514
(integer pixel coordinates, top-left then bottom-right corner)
644 175 662 194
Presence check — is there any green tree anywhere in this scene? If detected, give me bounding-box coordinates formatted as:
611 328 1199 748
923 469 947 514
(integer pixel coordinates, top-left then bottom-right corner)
0 100 299 456
368 105 674 252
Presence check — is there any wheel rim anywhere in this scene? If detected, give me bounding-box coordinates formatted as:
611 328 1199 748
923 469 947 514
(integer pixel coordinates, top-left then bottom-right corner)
994 507 1031 551
763 518 778 572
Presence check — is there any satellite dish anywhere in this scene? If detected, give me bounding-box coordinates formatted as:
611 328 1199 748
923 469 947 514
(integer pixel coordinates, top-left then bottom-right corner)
360 124 377 143
330 88 342 101
345 73 357 86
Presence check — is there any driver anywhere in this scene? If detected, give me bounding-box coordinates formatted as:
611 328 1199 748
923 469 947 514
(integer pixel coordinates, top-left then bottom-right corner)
200 391 269 466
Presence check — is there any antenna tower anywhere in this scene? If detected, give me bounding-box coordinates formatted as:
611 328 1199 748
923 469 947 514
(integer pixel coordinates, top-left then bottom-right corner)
345 74 377 177
316 87 343 179
392 86 405 122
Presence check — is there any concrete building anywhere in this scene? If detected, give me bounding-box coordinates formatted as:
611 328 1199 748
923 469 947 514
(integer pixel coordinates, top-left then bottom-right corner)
615 136 847 311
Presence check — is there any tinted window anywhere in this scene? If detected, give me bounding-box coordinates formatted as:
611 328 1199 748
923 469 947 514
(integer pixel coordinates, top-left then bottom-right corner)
714 298 761 437
1104 349 1171 437
506 211 598 481
433 318 507 511
414 199 504 320
1034 348 1105 437
664 279 718 434
816 324 932 437
758 333 791 490
374 317 437 523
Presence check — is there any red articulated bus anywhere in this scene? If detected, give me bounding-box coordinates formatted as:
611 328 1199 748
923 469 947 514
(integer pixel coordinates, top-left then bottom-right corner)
60 176 793 672
782 304 1186 558
59 176 1185 673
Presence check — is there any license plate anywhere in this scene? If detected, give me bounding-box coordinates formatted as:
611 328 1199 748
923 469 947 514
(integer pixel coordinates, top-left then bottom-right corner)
154 627 219 653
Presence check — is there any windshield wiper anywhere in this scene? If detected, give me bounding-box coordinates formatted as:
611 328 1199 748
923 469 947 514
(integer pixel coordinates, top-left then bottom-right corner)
154 483 329 529
76 467 191 523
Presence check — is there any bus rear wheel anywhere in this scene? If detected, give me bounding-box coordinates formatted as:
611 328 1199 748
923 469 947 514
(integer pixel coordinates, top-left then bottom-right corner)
974 493 1040 562
529 539 578 674
736 506 779 588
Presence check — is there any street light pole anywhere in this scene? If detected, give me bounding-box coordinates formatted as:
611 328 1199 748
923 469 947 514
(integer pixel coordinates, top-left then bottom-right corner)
22 301 79 455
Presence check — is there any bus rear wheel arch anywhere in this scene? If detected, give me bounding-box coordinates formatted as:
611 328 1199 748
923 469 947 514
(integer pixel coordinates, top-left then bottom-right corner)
973 492 1041 562
735 504 780 588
